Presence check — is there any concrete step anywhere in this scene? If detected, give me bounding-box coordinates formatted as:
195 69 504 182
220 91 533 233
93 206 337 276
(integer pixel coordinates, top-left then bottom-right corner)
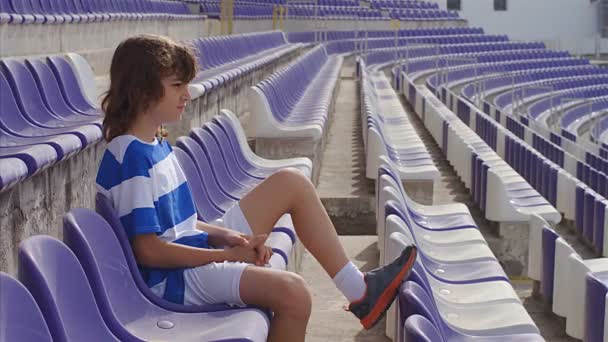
318 59 376 235
302 236 390 341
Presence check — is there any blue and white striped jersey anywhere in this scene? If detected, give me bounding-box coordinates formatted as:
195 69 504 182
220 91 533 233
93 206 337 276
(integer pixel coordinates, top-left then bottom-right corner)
96 135 208 304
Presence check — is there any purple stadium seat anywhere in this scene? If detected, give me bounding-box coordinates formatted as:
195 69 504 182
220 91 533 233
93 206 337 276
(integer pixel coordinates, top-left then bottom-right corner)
403 315 443 342
18 235 121 341
585 271 608 342
0 158 28 191
190 126 260 193
45 55 101 116
0 72 83 159
172 147 226 220
399 281 544 340
61 208 270 341
0 272 53 342
0 60 102 146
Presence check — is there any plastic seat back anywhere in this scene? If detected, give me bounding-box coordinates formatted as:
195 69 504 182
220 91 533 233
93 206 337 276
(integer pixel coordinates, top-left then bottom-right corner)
64 208 232 323
541 227 559 301
25 58 80 117
1 58 60 125
176 136 236 209
403 315 444 342
173 146 225 221
18 235 120 342
46 55 96 112
0 272 53 342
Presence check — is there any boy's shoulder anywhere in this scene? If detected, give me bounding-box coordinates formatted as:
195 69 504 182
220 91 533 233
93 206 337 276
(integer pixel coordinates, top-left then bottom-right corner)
105 135 170 165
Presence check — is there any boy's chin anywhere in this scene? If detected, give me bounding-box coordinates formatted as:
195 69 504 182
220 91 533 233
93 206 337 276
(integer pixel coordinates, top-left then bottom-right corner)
165 114 182 123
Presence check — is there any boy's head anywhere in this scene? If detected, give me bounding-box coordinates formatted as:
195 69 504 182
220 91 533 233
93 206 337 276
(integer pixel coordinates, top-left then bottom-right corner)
102 35 197 141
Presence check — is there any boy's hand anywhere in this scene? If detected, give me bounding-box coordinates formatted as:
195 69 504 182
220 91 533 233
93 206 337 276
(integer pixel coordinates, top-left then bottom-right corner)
222 231 248 247
225 234 270 266
225 244 258 264
246 234 273 266
255 245 273 266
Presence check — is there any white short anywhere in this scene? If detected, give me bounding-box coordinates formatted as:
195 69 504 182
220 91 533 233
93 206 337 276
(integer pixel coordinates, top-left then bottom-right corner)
151 203 255 307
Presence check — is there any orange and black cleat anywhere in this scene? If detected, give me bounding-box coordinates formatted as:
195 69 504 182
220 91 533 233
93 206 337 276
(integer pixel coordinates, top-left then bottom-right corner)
348 245 417 330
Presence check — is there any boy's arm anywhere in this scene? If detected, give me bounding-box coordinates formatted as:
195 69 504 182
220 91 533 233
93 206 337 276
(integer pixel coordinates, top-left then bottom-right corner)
195 221 248 247
132 233 259 268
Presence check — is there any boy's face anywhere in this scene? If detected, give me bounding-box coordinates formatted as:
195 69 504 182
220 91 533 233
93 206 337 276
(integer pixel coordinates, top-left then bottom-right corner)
149 75 191 124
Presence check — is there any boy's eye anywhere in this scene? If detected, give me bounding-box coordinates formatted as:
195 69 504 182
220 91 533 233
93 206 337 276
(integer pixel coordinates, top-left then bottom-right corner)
172 82 182 87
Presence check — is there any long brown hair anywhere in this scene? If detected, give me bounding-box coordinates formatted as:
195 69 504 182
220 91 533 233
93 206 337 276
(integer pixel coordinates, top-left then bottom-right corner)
101 35 197 142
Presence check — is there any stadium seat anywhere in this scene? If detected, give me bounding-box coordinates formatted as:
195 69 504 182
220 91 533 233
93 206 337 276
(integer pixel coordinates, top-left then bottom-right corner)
18 235 122 341
585 271 608 342
361 68 439 181
62 208 272 341
389 232 542 338
0 272 53 342
248 45 342 139
189 31 301 98
0 59 102 146
215 110 313 174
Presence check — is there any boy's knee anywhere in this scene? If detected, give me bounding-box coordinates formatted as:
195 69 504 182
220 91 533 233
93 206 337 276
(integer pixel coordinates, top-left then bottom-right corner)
275 273 312 320
272 168 312 190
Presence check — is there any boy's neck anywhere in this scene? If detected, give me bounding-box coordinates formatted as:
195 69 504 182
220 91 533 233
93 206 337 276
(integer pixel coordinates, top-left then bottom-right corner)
128 114 159 143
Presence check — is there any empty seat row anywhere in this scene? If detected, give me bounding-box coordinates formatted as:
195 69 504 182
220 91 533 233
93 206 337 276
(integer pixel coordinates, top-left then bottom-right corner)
560 95 608 132
388 8 460 20
324 33 509 59
376 158 543 341
396 47 608 253
284 4 384 18
195 31 290 70
286 27 484 43
199 0 368 17
591 113 608 146
248 45 342 139
498 76 608 120
0 54 103 193
455 86 608 253
0 0 200 24
188 31 301 98
400 75 561 226
453 75 608 184
371 0 439 10
435 73 608 257
527 215 608 341
3 110 312 341
358 35 550 342
359 62 439 182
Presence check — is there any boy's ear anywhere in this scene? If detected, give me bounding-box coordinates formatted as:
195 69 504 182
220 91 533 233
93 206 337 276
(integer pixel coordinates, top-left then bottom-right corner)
156 126 169 140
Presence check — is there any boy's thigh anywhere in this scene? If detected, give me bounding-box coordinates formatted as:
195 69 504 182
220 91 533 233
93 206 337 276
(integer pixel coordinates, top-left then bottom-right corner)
183 261 250 306
239 266 308 310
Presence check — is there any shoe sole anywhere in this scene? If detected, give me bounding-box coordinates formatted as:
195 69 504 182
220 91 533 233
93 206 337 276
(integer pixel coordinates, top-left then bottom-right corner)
360 247 417 330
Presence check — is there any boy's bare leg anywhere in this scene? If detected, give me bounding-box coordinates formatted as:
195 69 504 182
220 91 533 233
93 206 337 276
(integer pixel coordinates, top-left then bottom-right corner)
239 266 311 342
239 168 349 278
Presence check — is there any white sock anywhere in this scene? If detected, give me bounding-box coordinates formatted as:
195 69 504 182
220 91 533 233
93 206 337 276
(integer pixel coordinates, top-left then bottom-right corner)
332 261 366 302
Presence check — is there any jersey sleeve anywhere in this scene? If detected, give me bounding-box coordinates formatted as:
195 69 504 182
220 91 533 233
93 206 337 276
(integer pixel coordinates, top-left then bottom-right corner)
98 147 162 238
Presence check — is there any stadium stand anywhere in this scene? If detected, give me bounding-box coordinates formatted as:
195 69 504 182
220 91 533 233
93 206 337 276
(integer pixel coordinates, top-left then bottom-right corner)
248 44 342 139
360 65 438 205
0 0 206 61
3 0 608 340
12 109 312 340
188 31 302 98
390 45 608 256
527 215 608 340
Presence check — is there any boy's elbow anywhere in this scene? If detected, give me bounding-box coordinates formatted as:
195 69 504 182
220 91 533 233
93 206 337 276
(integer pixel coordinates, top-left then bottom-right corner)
132 235 163 267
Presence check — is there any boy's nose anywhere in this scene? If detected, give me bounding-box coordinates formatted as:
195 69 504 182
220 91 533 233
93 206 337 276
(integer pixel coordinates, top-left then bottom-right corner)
183 88 191 101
